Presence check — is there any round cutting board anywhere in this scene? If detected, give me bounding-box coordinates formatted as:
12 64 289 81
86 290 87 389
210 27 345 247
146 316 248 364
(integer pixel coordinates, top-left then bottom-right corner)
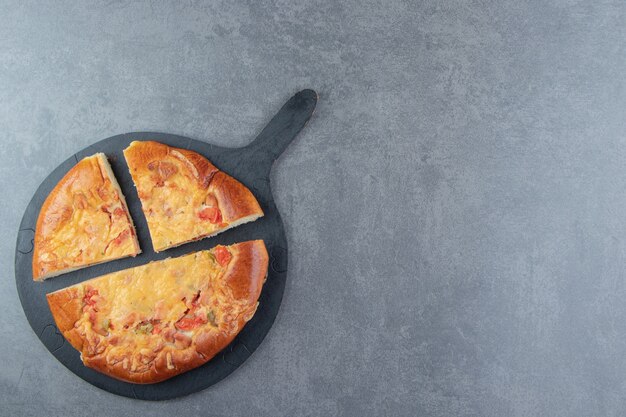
14 90 317 400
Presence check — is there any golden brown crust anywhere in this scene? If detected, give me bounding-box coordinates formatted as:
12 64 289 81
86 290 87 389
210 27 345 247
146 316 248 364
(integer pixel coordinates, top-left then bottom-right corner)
46 287 85 351
46 240 269 384
123 141 263 252
210 172 264 223
222 240 269 303
123 141 219 189
122 140 169 168
33 154 139 280
170 148 219 188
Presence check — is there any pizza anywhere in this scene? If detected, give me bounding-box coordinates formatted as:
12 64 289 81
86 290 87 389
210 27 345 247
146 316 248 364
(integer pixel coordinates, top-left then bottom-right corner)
33 153 140 281
123 141 263 252
46 240 268 384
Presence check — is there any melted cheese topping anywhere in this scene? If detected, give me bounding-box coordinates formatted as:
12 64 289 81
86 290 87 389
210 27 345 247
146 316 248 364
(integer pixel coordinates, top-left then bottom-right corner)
68 246 250 373
134 164 224 251
34 154 138 279
124 142 229 252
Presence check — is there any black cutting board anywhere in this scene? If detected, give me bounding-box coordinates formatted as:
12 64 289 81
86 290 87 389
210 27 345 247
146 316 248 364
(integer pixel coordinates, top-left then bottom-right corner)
13 89 318 400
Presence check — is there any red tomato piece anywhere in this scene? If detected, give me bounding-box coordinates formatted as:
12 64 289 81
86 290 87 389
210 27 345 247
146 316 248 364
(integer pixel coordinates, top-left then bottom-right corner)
214 247 232 267
175 317 196 330
175 314 207 330
198 207 222 224
175 317 195 330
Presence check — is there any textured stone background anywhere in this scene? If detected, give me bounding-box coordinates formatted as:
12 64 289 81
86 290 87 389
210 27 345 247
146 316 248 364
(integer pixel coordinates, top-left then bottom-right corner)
1 1 625 416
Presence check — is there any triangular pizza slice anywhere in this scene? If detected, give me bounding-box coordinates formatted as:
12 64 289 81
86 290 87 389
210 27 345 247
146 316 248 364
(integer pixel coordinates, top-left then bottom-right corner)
123 141 263 252
33 153 140 280
46 240 268 384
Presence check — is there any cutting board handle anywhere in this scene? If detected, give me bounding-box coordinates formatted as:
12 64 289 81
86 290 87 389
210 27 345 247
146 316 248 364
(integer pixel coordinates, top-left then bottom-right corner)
245 89 318 172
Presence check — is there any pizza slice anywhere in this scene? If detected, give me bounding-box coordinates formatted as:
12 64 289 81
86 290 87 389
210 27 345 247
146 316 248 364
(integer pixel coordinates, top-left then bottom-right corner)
123 141 263 252
46 240 268 384
33 153 140 281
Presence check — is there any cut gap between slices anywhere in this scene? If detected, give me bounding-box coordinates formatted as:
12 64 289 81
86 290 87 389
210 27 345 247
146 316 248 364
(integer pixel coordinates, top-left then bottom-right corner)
96 153 141 256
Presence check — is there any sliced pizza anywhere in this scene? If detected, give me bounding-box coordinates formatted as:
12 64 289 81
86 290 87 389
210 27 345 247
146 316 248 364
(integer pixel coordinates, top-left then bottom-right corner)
123 141 263 252
46 240 268 384
33 153 140 281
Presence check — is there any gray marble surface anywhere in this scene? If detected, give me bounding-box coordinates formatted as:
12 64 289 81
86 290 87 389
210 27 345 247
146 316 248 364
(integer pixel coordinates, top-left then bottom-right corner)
1 1 625 416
